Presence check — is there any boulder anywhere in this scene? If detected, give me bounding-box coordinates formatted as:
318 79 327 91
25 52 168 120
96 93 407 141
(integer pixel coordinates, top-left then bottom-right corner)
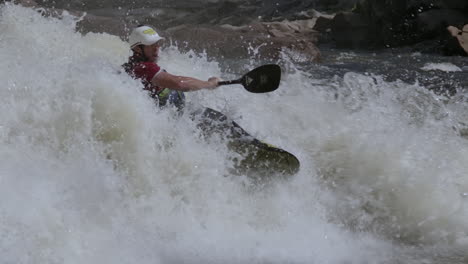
416 9 467 38
330 12 370 48
7 0 322 62
165 21 321 63
447 24 468 55
13 0 37 7
76 13 129 37
460 25 468 54
313 14 334 32
436 0 468 10
315 0 468 53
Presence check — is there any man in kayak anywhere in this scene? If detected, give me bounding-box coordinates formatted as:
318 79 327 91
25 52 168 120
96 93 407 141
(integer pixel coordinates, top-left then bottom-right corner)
123 25 220 109
122 25 300 177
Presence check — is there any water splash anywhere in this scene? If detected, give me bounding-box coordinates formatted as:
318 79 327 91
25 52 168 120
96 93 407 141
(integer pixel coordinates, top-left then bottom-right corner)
1 3 468 264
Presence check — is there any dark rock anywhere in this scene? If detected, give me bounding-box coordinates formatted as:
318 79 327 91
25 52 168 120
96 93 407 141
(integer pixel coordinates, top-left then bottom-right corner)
443 24 468 55
314 15 334 32
313 0 360 12
436 0 468 10
312 12 335 44
416 9 466 38
319 0 468 54
9 0 37 7
330 12 370 48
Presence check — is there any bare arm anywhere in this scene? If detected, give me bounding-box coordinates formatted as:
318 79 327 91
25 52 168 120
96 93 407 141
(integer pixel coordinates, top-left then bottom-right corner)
152 71 219 92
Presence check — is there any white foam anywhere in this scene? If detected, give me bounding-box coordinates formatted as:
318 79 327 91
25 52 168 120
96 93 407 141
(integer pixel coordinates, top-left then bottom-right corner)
421 63 462 72
1 3 468 264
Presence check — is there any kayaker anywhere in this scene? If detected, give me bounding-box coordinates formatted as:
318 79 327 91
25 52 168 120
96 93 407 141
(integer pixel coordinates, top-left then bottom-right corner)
123 25 220 110
121 26 300 176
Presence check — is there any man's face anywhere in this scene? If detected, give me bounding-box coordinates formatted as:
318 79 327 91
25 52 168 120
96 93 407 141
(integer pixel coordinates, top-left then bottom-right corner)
142 41 161 62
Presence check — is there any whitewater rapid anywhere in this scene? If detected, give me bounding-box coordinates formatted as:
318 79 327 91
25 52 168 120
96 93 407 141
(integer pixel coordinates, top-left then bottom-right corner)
1 4 467 264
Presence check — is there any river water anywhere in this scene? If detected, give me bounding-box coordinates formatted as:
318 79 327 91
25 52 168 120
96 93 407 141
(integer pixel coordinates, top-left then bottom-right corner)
1 3 468 264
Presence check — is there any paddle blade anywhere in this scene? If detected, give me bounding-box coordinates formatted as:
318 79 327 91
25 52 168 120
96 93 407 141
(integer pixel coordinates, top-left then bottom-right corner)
241 64 281 93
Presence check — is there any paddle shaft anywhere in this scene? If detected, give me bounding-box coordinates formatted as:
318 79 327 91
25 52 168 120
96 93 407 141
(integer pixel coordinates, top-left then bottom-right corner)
218 79 242 86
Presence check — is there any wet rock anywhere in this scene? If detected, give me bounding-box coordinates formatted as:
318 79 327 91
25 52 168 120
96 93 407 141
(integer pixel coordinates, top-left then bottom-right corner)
29 0 358 26
313 13 334 32
330 11 369 48
13 0 37 7
73 8 322 62
416 9 466 39
77 13 129 37
165 21 321 63
445 25 468 55
314 0 468 54
311 0 360 12
75 9 322 62
8 0 322 62
312 12 335 44
437 0 468 10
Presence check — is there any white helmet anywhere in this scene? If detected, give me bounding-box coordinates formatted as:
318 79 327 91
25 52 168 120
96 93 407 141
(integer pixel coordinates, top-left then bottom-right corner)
129 25 164 49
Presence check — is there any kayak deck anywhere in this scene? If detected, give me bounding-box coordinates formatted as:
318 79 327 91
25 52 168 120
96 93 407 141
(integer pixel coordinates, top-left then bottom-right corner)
193 107 300 179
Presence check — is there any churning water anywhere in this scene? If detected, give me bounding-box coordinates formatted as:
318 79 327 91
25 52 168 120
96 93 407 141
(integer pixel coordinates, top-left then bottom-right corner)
1 3 468 263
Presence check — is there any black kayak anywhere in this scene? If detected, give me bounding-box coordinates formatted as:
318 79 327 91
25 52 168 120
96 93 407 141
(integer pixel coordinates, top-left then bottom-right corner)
191 107 300 180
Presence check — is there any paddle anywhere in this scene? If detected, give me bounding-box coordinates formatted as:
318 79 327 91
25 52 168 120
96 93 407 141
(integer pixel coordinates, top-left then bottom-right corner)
218 64 281 93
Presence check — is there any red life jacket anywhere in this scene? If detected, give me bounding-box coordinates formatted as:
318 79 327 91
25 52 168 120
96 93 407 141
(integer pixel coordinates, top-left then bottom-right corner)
123 54 164 99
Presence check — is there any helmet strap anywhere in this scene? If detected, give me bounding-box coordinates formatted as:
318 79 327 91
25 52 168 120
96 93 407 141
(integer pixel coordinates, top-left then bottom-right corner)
127 47 146 64
138 45 149 61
